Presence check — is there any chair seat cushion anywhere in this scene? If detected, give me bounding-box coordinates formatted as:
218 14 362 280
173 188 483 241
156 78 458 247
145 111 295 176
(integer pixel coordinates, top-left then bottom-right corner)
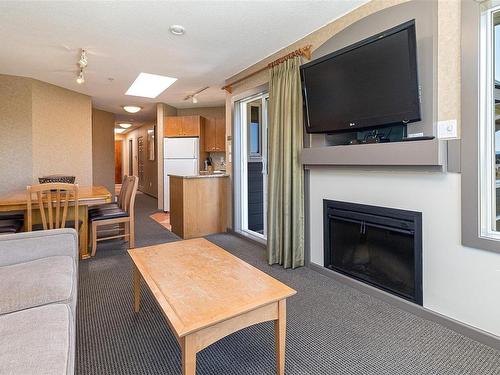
0 226 19 234
0 219 22 228
0 212 24 221
0 255 75 315
0 219 22 233
89 208 129 221
32 220 82 231
0 304 73 375
88 202 119 213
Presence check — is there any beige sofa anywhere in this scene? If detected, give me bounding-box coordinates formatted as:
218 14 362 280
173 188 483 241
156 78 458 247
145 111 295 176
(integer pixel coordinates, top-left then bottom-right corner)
0 229 78 375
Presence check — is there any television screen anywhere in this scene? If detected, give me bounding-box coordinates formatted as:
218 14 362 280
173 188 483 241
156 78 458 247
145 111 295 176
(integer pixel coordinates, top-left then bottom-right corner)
301 20 421 134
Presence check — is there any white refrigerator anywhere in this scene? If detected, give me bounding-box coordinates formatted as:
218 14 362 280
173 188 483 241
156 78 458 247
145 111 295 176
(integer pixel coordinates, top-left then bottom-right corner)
163 137 199 212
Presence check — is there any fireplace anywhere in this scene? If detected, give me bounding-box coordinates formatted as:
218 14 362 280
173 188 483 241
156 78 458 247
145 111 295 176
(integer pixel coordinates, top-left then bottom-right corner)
323 200 422 305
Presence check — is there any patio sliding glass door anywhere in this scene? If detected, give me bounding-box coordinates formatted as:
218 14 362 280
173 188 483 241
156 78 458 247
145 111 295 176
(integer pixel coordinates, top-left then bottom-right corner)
234 93 269 241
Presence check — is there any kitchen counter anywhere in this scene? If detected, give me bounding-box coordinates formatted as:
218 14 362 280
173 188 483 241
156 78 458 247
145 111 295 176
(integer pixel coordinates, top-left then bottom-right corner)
168 173 229 179
169 174 228 239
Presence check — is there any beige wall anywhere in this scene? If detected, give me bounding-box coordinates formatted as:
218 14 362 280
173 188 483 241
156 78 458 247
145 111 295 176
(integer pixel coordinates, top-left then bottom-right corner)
92 108 115 196
0 74 92 195
0 75 33 195
31 79 93 186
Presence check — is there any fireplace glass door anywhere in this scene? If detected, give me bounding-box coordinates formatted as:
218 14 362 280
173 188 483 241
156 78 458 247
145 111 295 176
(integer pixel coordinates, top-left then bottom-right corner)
324 200 422 305
330 217 415 300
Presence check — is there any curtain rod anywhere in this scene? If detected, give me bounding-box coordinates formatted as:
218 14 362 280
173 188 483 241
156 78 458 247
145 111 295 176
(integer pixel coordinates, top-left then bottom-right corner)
221 44 312 93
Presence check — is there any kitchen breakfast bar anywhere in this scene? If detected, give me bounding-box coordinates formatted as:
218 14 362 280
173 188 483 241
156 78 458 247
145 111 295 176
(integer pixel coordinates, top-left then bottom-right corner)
169 173 229 239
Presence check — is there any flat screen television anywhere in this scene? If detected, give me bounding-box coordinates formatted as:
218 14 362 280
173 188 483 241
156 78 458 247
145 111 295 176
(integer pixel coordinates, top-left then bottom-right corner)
301 20 421 134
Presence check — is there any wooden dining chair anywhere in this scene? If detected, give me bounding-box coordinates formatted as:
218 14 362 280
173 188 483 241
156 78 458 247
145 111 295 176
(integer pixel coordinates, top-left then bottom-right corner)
26 183 79 232
89 176 138 257
89 175 129 214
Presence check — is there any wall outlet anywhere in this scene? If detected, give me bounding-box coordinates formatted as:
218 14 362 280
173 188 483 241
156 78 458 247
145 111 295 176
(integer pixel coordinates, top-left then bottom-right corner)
437 119 458 139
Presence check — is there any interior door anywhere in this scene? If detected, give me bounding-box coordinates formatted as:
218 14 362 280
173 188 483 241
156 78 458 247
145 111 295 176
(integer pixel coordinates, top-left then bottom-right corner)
114 140 122 184
128 139 133 176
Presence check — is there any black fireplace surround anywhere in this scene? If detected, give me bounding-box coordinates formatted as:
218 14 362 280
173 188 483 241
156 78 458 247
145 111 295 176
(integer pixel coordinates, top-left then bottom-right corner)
324 200 422 305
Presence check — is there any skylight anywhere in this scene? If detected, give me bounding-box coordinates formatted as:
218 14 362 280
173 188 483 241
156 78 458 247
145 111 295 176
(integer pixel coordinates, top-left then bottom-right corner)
125 73 177 98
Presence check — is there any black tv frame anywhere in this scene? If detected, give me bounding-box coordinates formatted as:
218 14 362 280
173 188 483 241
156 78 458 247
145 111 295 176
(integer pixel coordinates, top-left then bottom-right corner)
301 19 421 134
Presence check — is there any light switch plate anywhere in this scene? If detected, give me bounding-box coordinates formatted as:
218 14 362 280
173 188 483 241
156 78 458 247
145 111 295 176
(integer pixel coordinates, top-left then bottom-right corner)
437 119 458 139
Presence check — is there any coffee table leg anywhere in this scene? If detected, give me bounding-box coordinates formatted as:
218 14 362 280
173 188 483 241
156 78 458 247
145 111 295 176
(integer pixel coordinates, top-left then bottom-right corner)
133 265 141 312
274 299 286 375
182 335 196 375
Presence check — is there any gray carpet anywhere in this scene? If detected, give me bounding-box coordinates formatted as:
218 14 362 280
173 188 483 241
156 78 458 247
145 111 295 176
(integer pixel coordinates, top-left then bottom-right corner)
77 194 500 374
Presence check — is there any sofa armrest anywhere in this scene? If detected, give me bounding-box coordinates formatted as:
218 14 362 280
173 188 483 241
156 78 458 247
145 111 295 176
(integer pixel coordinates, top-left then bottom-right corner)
0 229 78 267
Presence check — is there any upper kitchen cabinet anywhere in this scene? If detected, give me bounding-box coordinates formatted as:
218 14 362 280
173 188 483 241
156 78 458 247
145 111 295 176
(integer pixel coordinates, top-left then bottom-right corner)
165 116 205 137
204 117 226 152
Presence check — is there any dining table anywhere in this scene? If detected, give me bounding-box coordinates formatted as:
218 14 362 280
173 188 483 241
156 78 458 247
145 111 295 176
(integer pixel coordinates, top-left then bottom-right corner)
0 185 112 259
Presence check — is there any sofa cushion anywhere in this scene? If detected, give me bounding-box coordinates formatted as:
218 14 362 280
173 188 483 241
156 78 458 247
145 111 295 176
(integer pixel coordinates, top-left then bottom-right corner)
0 255 74 315
0 304 73 375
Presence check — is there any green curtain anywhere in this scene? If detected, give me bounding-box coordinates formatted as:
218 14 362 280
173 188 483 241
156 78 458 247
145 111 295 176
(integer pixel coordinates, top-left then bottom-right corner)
267 56 304 269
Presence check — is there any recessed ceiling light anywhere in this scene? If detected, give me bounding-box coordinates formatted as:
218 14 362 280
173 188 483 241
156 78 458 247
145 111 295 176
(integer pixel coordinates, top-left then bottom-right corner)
122 105 142 113
169 25 185 36
125 72 177 98
114 128 125 134
119 123 132 129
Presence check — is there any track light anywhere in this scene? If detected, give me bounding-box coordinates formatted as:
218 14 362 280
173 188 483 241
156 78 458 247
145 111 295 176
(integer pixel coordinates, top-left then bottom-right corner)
184 86 209 103
76 69 85 84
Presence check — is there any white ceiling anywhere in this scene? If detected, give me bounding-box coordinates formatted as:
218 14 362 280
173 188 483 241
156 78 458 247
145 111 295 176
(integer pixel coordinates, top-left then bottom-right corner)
0 1 367 122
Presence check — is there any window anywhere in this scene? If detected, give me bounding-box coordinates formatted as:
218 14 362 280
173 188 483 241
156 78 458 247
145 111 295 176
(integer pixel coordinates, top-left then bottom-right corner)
248 104 262 158
480 6 500 240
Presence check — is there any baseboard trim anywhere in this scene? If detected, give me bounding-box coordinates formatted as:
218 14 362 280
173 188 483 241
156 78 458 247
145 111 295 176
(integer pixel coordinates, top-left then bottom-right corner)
226 229 266 248
309 263 500 351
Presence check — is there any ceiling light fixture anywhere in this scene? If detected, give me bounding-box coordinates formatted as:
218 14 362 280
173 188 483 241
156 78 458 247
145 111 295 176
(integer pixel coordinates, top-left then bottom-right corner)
76 69 85 84
76 48 88 84
184 86 209 103
119 123 132 129
114 128 125 134
125 72 177 98
122 105 142 113
169 25 185 36
78 49 88 68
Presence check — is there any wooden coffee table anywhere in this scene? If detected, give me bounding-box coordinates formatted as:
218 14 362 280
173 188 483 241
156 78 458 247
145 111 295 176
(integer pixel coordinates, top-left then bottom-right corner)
128 238 296 375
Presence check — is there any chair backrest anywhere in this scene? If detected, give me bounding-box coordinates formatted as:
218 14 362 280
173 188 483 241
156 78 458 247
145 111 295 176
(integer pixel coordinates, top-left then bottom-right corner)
26 183 79 232
117 175 129 209
123 176 138 218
